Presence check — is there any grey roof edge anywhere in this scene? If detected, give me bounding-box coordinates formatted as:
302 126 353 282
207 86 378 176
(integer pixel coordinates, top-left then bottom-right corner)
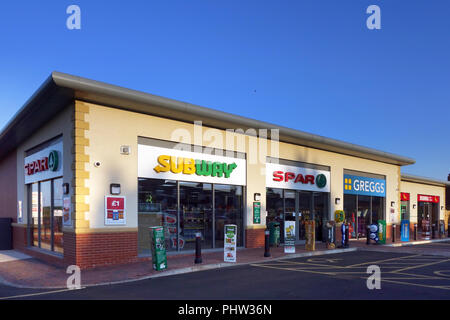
401 173 450 187
0 71 416 166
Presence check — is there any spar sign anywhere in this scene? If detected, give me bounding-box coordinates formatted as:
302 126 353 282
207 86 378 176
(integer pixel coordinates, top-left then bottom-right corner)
24 142 63 184
105 196 126 225
138 145 246 185
266 163 330 192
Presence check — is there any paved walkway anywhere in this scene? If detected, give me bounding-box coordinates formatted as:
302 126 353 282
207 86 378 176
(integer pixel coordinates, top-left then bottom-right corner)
0 238 449 289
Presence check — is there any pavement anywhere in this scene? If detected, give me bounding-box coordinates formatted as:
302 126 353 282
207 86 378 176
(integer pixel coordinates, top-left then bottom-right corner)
0 237 449 291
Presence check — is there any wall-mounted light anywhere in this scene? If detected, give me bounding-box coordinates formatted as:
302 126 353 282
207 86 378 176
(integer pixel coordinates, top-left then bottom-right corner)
335 198 341 205
413 204 416 209
254 193 261 201
441 206 444 210
62 183 70 195
391 201 395 207
110 183 121 195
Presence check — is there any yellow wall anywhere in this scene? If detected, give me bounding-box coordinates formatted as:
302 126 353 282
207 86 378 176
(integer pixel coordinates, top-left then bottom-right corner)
400 180 446 223
84 102 403 232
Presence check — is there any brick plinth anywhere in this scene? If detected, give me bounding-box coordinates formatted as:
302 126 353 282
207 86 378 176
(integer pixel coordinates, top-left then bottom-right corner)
64 231 139 269
12 224 27 250
245 228 265 248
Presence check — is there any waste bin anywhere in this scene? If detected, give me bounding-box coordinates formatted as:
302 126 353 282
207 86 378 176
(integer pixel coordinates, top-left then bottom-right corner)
268 221 280 247
0 218 12 250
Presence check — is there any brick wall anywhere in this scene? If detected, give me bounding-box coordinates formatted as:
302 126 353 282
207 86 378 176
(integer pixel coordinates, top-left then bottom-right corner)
64 231 139 269
12 225 27 249
0 150 17 220
245 228 265 248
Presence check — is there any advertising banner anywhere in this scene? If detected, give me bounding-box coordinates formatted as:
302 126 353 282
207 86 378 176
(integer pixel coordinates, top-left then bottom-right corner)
105 196 126 225
401 220 410 242
138 144 246 186
284 221 296 253
266 163 330 192
150 226 167 271
224 224 237 262
343 174 386 197
378 220 387 244
253 202 261 224
63 196 72 227
305 220 315 251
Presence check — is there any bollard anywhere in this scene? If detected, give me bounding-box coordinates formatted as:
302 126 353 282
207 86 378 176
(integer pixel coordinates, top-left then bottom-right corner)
448 221 450 238
392 224 396 243
432 224 436 239
344 223 350 248
194 233 202 264
264 229 271 257
366 226 370 245
414 224 418 241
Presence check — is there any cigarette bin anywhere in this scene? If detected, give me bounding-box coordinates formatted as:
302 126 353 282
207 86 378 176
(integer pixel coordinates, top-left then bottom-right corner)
268 221 280 247
150 226 167 271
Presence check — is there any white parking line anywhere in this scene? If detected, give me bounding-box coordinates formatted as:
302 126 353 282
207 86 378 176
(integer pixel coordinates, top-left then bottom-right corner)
0 287 85 300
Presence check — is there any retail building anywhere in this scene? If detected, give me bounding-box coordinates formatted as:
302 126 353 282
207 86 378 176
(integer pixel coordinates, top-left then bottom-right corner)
0 72 448 268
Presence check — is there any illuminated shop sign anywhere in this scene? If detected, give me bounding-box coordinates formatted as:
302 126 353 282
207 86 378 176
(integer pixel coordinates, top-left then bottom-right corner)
265 163 330 192
153 155 237 178
417 194 439 203
138 144 246 186
343 174 385 197
24 150 59 176
24 142 63 184
400 192 410 201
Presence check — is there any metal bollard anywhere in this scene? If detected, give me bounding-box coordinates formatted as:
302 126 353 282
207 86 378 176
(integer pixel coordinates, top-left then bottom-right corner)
414 224 417 241
432 224 436 239
448 221 450 238
392 224 396 243
366 226 371 245
194 233 202 264
345 223 350 247
264 229 271 257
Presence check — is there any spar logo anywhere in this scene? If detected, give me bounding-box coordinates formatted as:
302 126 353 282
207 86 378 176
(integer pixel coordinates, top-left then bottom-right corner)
273 171 327 188
153 155 237 178
25 150 59 176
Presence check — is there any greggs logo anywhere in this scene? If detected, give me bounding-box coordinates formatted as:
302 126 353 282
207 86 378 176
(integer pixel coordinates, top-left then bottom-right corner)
24 150 59 176
153 155 237 178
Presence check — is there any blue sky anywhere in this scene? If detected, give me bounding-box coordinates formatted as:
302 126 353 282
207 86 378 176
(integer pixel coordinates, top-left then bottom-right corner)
0 1 449 180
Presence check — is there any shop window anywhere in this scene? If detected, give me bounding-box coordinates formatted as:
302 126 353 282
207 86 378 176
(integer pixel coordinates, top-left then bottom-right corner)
137 178 244 255
138 178 178 255
28 178 64 254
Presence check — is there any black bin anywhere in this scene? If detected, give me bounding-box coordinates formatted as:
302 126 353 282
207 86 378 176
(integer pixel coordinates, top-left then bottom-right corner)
0 218 13 250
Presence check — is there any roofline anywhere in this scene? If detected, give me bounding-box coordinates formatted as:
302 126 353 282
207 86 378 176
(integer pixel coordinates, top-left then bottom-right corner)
401 173 450 187
0 71 416 166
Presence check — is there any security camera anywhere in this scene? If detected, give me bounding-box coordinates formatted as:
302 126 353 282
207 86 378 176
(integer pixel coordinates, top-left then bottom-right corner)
94 161 101 168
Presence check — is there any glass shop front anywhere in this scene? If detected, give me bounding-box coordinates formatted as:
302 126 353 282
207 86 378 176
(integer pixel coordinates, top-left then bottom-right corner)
137 139 246 255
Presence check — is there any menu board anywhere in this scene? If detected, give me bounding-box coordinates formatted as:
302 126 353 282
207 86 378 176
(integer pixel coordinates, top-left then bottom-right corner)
224 224 237 262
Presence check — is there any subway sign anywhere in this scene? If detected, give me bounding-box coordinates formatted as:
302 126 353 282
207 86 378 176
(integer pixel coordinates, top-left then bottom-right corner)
344 174 386 197
153 155 237 178
266 163 330 192
138 144 246 186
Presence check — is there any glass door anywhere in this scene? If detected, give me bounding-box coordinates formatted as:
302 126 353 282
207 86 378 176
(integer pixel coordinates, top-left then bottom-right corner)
297 191 311 242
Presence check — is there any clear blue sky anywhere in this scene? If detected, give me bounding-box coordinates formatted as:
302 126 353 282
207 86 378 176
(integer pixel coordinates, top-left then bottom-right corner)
0 1 448 180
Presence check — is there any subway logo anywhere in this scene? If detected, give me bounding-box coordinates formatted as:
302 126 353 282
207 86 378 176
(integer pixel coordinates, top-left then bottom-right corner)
153 155 237 178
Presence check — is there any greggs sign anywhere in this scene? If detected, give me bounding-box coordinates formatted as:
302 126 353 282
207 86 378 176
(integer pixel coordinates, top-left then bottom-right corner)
138 144 246 185
266 163 330 192
24 142 63 184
